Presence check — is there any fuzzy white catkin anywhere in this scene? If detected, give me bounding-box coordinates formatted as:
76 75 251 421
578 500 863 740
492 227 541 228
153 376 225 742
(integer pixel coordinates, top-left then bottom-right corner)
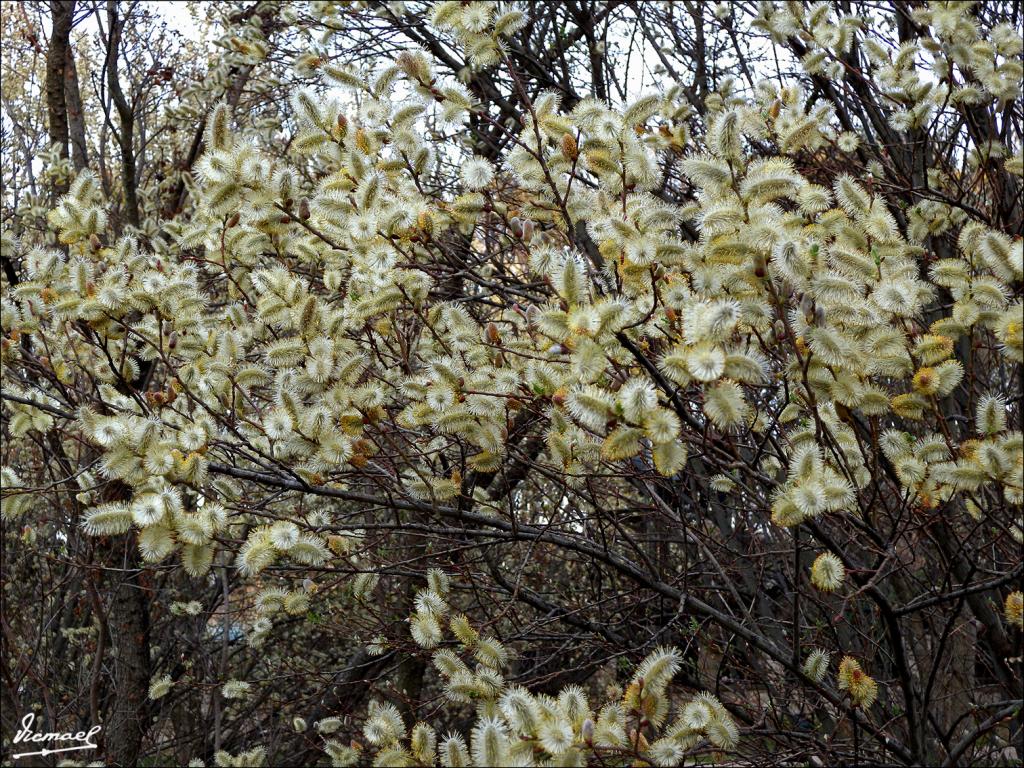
460 157 494 190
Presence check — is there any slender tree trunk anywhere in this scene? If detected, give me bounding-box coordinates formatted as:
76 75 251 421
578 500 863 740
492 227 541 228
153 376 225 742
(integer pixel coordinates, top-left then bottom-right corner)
45 0 75 196
102 535 152 767
106 1 139 229
91 479 152 766
65 42 88 171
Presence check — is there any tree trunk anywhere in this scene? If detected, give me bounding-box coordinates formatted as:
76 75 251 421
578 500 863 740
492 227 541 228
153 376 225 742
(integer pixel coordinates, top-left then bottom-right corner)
45 0 75 196
65 42 89 171
102 534 152 767
106 1 140 230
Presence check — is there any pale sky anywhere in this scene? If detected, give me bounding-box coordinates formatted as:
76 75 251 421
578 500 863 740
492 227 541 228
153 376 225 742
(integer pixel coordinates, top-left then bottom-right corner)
149 0 204 41
72 1 206 42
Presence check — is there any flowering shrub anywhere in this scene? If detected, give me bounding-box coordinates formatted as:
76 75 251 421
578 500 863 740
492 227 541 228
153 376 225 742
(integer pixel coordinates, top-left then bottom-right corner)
1 1 1021 766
